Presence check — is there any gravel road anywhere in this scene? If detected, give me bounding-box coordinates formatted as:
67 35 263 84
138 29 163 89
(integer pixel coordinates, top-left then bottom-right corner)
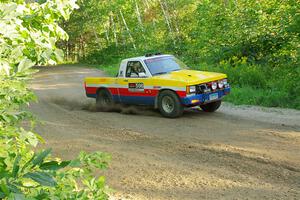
29 65 300 200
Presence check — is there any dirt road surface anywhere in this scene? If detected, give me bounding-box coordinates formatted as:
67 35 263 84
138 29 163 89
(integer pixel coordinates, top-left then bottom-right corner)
29 65 300 200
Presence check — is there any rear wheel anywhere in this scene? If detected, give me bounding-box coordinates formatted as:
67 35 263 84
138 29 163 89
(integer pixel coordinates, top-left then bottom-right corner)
96 89 114 110
200 100 221 112
158 90 183 118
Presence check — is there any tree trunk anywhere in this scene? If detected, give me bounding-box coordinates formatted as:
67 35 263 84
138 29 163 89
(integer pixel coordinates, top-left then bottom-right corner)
116 13 126 47
111 13 118 47
169 1 180 34
119 10 136 50
135 0 143 30
105 29 109 46
159 0 175 45
93 27 102 49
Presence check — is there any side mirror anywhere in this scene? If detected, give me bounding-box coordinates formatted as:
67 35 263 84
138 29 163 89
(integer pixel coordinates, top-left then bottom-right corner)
138 72 147 78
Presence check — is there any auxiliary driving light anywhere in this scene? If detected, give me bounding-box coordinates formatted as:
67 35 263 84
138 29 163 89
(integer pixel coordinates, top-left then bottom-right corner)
218 80 224 89
223 79 228 85
211 82 217 90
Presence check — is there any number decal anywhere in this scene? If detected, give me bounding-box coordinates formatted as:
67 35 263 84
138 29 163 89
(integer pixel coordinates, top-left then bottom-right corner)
136 83 144 89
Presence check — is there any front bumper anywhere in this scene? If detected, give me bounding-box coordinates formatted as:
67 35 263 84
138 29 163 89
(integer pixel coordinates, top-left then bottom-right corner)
181 87 230 106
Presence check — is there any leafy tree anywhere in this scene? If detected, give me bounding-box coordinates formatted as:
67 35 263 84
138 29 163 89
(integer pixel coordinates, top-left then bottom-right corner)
0 1 110 199
63 0 300 109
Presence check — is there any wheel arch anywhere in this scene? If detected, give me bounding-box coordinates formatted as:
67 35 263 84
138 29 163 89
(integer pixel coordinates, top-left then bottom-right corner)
154 89 181 109
96 87 111 95
95 87 114 102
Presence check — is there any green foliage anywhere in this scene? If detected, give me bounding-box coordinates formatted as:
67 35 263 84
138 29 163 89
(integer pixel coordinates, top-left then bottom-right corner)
225 86 299 109
0 0 110 199
64 0 300 109
96 63 120 77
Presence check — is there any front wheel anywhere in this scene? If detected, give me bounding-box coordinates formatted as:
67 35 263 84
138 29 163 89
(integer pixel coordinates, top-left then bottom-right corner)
96 89 114 111
158 90 183 118
200 100 221 112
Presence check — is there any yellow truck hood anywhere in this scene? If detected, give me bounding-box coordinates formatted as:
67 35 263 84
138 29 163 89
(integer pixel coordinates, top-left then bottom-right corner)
153 69 227 85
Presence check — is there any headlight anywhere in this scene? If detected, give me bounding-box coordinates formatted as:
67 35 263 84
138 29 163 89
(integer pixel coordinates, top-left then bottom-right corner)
211 82 217 90
218 80 224 89
223 79 229 88
189 85 196 93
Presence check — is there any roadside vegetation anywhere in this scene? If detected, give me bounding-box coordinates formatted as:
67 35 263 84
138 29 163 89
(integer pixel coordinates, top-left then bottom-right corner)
62 0 300 109
0 1 110 199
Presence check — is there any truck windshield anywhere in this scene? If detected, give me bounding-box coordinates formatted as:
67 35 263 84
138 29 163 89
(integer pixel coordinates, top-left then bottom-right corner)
144 56 188 76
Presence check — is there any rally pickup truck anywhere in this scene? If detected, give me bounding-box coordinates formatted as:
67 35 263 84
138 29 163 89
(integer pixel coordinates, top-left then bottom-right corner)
84 54 230 118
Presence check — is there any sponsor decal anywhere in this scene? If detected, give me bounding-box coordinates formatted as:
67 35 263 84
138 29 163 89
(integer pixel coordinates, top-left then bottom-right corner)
128 82 144 92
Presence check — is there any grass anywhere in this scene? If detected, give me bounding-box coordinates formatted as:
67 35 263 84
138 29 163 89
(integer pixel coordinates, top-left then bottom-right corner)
224 87 299 109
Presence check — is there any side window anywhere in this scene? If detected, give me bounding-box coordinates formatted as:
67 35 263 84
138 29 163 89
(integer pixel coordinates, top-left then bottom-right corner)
118 70 123 77
126 61 146 78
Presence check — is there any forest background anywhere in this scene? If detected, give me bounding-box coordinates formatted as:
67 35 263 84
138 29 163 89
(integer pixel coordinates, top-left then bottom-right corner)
62 0 300 109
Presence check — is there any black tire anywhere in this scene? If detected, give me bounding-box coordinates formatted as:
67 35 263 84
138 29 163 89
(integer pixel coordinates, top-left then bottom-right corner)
96 89 114 111
200 100 221 112
158 90 183 118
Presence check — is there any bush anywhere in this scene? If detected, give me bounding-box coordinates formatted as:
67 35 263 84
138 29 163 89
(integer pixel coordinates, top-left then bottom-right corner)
0 1 110 199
